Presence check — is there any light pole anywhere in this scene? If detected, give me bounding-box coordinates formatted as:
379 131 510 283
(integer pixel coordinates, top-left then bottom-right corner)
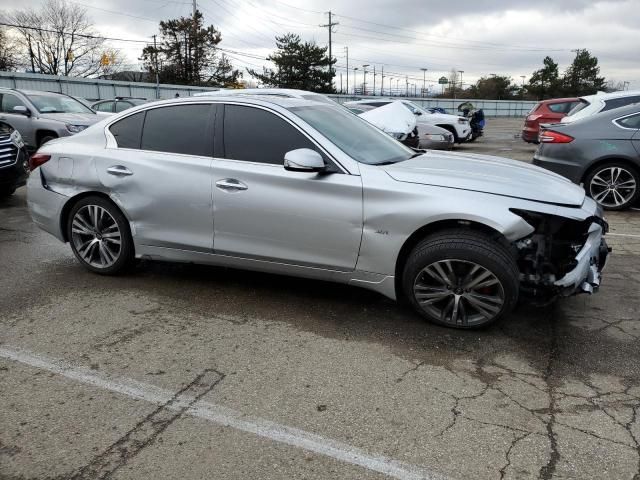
389 77 393 96
420 68 428 98
362 64 370 96
520 75 526 99
458 70 464 98
353 67 359 95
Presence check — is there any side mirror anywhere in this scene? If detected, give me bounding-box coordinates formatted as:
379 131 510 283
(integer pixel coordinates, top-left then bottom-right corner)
415 110 422 116
12 106 31 117
284 148 326 173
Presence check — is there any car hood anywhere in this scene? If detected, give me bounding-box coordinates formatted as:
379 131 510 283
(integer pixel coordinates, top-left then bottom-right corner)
383 151 585 207
37 112 102 126
358 101 416 135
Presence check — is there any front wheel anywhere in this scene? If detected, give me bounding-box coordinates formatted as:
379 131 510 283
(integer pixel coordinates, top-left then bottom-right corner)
402 229 520 329
585 162 639 210
67 196 134 274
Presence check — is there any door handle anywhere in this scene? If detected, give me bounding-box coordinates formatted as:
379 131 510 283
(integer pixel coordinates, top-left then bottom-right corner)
215 178 248 191
107 165 133 176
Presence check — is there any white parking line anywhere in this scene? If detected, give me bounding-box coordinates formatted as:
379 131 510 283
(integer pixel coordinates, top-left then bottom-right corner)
607 233 640 238
0 345 447 480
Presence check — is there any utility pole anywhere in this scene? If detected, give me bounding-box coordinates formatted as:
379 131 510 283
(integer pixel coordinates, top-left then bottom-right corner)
420 68 428 98
388 77 393 96
320 11 339 88
520 75 526 99
353 67 359 94
458 70 464 98
405 75 409 97
153 34 160 99
362 64 369 95
344 46 349 95
373 66 376 96
340 73 343 93
191 0 198 85
380 66 384 96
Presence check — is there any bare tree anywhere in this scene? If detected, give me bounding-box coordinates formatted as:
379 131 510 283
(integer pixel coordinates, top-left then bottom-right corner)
0 27 19 71
10 0 121 77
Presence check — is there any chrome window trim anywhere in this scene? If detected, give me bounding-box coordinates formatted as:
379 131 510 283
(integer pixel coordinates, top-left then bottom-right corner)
612 111 640 131
103 99 354 175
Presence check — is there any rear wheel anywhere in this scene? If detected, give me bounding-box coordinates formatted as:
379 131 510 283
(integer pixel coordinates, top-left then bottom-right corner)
585 162 639 210
402 229 519 329
67 196 134 274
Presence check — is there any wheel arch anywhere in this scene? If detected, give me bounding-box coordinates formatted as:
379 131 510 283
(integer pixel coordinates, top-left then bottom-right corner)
59 191 128 243
435 124 459 142
393 219 507 300
36 129 59 147
581 156 640 184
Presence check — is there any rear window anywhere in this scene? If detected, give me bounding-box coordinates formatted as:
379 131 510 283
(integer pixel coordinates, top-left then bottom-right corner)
566 99 590 117
109 111 145 149
548 102 575 114
615 113 640 129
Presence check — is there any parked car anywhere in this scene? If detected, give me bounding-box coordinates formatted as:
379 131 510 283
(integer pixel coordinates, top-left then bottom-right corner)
28 95 608 329
194 88 338 105
0 88 104 152
344 99 471 143
561 90 640 124
92 97 148 114
533 103 640 210
521 97 580 143
0 122 29 197
358 101 452 150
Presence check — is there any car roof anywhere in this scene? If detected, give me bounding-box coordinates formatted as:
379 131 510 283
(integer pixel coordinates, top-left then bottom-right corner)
579 90 640 101
136 94 325 110
193 88 328 99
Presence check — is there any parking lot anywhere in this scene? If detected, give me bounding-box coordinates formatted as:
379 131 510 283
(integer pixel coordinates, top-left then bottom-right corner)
1 117 640 480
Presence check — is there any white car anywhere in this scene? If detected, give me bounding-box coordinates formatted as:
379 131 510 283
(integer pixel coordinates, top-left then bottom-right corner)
193 88 337 105
344 99 471 143
561 90 640 123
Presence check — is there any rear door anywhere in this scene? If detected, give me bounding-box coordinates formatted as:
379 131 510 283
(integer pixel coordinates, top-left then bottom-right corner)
211 103 363 271
96 103 216 252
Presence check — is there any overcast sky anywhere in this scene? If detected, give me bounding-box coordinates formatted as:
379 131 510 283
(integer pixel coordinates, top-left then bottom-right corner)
3 0 639 92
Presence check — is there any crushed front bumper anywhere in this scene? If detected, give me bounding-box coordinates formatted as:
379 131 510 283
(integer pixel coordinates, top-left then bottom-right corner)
554 222 610 295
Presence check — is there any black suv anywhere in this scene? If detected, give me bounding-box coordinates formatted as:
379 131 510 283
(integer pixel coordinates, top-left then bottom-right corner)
0 122 29 197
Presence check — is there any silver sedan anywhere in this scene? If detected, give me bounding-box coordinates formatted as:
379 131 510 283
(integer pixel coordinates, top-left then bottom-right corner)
27 95 609 329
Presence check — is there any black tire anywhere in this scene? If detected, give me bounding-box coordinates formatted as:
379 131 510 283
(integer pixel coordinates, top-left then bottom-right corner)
439 125 459 144
39 135 57 147
67 195 134 275
401 229 519 329
584 162 640 211
0 187 16 197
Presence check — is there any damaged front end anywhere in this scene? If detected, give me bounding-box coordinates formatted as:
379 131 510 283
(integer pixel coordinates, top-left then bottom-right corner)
511 208 610 304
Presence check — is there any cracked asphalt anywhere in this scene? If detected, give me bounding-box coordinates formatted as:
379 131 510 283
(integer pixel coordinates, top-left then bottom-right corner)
1 118 640 480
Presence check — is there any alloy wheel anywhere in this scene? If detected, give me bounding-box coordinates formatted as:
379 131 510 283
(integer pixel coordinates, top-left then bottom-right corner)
70 205 122 268
413 259 505 327
589 166 637 208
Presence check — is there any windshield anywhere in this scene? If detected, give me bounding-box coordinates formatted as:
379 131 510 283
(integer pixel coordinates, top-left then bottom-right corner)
27 94 94 114
290 105 414 165
566 99 589 117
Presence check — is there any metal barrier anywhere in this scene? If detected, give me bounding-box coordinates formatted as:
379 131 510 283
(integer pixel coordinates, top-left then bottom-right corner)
0 72 536 116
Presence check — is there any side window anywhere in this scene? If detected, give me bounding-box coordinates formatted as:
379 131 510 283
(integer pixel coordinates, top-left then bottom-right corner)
94 101 114 113
1 94 26 113
616 114 640 130
114 101 132 113
223 105 320 165
109 111 145 149
602 97 640 112
141 104 213 156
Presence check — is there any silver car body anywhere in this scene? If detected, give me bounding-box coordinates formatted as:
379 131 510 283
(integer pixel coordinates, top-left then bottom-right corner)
28 96 606 301
0 88 103 151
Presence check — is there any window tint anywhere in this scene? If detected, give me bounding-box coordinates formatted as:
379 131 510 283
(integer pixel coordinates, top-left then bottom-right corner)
567 99 589 116
1 94 26 113
141 105 213 156
115 101 132 113
223 105 319 165
602 96 640 112
548 102 571 113
616 114 640 129
94 101 114 113
109 111 145 149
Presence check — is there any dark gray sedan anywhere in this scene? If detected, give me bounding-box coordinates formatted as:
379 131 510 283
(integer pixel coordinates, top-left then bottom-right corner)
533 103 640 210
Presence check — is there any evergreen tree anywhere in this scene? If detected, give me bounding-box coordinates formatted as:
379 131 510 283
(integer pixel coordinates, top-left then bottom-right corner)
248 34 335 93
528 56 561 99
562 49 606 96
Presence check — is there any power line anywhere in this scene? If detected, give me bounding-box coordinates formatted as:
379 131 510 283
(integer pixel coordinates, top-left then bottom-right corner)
0 21 152 44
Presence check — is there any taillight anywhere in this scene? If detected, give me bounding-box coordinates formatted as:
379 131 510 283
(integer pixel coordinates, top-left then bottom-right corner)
539 130 574 143
29 153 51 171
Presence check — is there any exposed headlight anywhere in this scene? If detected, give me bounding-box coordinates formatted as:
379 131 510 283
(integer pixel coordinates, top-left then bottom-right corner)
457 118 468 124
388 132 408 141
66 124 88 134
9 130 24 148
424 134 446 142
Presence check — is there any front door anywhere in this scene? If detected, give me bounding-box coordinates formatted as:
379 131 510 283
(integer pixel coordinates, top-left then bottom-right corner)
212 104 363 271
95 103 216 252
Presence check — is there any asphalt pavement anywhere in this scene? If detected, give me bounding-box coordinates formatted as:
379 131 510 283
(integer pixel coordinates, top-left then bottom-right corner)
1 117 639 480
